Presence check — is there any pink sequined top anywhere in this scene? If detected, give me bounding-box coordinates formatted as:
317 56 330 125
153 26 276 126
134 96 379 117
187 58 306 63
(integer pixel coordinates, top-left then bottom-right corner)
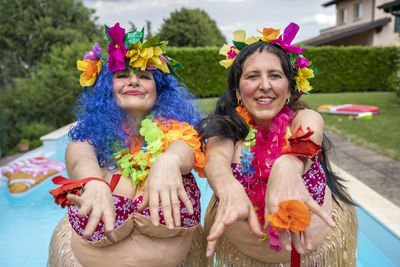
231 160 326 206
68 173 201 242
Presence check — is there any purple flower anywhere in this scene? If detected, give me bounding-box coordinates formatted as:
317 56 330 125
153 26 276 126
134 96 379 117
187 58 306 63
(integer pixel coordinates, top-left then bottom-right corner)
107 23 128 72
270 23 305 54
84 43 102 61
295 56 309 68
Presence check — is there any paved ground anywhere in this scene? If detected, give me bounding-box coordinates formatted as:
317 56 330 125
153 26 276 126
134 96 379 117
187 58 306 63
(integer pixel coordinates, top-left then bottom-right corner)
1 130 399 207
325 129 400 207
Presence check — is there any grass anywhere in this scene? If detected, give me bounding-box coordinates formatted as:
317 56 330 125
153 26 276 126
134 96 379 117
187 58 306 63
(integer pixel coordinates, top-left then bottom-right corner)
197 92 400 161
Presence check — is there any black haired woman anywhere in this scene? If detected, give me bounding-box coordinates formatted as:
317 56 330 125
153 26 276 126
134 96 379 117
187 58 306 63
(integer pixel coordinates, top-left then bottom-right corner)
198 23 357 266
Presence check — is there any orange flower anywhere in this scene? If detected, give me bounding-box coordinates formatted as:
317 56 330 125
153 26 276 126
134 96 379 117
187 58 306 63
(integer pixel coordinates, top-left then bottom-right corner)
235 106 252 124
156 119 205 177
266 200 311 233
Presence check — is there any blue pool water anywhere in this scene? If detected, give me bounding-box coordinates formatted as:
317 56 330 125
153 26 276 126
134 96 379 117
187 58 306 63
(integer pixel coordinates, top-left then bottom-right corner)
0 143 399 266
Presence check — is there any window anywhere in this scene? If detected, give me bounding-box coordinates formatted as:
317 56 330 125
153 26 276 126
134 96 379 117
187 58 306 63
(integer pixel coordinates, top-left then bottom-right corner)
395 11 400 32
354 3 363 20
340 8 348 24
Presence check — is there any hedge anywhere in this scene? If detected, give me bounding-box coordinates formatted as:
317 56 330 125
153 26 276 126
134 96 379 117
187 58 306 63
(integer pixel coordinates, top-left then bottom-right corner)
166 46 400 97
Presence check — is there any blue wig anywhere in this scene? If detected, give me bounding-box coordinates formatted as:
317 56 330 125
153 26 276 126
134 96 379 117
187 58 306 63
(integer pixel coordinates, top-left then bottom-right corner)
69 65 203 168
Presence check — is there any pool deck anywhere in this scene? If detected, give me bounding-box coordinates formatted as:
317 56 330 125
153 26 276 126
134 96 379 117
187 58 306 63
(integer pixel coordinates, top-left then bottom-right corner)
324 129 400 239
1 128 400 238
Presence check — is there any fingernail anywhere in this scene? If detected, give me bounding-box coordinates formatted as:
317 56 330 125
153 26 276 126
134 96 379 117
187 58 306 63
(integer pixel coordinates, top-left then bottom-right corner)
286 244 292 251
153 221 159 227
298 247 304 254
307 242 313 250
168 224 174 229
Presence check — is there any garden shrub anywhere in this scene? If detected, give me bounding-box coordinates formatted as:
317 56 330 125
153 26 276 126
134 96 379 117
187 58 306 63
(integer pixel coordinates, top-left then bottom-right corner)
167 46 400 97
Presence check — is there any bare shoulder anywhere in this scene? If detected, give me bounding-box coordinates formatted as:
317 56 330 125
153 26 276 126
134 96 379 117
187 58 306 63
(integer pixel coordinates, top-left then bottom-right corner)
66 140 97 160
291 108 324 132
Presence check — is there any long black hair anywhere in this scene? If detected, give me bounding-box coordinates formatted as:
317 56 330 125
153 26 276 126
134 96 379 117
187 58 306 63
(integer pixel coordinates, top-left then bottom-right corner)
197 41 354 206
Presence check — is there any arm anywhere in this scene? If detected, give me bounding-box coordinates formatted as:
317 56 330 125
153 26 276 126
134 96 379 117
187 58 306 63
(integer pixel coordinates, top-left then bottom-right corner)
65 141 116 241
265 109 335 253
204 136 264 258
139 140 195 229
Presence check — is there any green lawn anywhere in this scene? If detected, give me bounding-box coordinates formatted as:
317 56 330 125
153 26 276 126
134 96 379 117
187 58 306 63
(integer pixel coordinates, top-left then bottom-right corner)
197 92 400 161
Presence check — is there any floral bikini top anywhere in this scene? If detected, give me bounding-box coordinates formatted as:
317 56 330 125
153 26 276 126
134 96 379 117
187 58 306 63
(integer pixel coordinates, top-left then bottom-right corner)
68 173 201 243
231 160 326 207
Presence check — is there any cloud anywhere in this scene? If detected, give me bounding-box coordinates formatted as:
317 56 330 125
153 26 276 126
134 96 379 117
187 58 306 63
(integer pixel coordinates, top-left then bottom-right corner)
299 14 335 26
220 22 244 32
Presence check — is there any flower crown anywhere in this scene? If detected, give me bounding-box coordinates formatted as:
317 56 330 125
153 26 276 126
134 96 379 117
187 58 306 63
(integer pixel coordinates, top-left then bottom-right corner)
219 22 315 94
77 23 183 87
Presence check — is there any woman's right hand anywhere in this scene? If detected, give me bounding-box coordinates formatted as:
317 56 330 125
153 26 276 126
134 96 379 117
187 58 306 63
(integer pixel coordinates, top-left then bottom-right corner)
206 179 265 257
67 180 117 242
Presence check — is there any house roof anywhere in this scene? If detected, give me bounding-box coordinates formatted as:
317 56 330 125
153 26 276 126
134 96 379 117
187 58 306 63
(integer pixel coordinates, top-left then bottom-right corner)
378 0 400 13
298 18 391 46
322 0 344 7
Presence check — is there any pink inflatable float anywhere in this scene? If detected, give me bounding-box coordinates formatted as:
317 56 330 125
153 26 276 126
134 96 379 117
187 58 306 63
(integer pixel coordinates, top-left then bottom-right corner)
1 157 65 194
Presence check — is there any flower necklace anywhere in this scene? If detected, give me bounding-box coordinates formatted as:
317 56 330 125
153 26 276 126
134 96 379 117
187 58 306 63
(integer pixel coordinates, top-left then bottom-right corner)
235 105 295 226
112 115 205 186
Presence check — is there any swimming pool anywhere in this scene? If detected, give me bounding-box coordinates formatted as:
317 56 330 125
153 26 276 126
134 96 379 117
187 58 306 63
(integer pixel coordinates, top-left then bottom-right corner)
0 132 399 266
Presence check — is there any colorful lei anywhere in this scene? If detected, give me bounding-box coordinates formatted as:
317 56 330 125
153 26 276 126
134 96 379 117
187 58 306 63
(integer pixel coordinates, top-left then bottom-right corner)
112 115 205 186
76 23 183 87
236 106 322 251
220 22 316 94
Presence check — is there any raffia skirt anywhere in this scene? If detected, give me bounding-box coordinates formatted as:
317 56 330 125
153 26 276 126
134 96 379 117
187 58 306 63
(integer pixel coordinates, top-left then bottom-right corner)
204 194 358 267
47 214 207 267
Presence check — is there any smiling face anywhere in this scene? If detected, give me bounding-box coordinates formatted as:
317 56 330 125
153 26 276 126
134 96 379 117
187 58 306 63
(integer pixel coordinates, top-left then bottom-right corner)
236 50 290 129
112 69 157 122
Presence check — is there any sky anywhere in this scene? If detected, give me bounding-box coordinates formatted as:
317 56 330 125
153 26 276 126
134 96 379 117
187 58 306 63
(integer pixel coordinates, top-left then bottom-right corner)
82 0 336 43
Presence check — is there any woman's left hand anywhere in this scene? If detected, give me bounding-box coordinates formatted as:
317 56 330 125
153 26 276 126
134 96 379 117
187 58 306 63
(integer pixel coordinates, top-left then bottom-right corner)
138 152 194 229
264 155 336 254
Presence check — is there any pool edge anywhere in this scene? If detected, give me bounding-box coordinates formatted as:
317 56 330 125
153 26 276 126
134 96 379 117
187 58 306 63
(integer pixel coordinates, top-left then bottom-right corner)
331 163 400 240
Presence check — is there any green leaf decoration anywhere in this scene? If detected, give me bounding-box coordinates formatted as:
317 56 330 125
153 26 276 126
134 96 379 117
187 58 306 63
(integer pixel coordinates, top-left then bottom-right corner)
142 34 160 48
166 56 183 70
232 41 247 51
104 25 113 43
124 30 143 48
140 27 145 43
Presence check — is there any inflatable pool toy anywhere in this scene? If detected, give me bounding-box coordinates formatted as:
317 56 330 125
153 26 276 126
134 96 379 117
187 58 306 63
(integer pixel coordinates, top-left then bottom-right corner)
1 157 65 194
317 104 380 115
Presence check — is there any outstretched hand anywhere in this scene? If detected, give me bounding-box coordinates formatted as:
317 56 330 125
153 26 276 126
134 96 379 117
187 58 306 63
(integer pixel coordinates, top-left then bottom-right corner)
138 153 194 229
264 155 335 254
206 180 265 258
67 180 117 242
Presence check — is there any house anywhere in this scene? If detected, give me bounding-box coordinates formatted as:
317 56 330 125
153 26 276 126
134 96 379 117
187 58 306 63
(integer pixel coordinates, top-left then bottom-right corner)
300 0 400 46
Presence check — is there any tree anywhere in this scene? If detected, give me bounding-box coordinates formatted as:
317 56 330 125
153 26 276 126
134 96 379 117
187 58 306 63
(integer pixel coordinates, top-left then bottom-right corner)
145 20 153 41
0 0 103 155
0 0 102 88
158 8 226 47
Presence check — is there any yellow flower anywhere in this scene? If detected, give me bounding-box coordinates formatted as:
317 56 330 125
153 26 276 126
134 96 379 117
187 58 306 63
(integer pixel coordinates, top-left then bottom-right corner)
256 28 280 42
126 41 170 73
233 29 259 44
219 44 239 68
296 67 314 93
76 59 102 87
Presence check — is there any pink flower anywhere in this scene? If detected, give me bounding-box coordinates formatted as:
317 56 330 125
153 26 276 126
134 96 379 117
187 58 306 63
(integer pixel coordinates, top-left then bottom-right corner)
295 56 310 68
107 23 128 72
227 45 238 59
267 227 282 252
270 23 305 54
